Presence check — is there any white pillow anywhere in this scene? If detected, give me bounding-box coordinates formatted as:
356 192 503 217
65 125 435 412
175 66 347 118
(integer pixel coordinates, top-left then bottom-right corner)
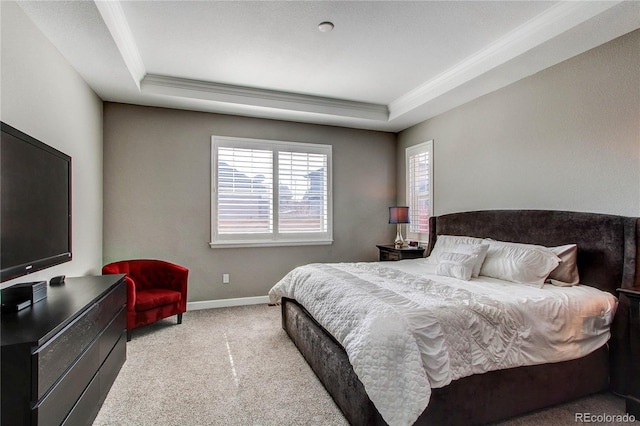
479 239 560 287
544 244 580 288
426 235 484 265
436 252 478 281
454 243 489 278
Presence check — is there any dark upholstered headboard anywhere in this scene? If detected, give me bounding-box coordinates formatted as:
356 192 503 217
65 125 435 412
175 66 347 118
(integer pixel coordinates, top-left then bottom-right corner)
427 210 640 394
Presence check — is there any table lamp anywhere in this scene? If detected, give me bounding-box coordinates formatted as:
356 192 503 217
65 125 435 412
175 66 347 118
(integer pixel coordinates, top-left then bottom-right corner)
389 206 410 248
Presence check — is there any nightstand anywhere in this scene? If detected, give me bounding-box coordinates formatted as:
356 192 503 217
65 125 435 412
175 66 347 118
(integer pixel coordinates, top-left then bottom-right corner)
617 287 640 417
376 245 425 261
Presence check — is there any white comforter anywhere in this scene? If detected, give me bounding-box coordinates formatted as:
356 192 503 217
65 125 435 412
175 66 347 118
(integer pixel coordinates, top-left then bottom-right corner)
268 259 617 426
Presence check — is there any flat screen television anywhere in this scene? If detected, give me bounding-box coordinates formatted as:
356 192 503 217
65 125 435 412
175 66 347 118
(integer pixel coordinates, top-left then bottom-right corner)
1 122 72 283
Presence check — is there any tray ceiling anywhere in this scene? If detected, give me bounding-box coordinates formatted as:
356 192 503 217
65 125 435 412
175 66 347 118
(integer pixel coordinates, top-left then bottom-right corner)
17 1 640 132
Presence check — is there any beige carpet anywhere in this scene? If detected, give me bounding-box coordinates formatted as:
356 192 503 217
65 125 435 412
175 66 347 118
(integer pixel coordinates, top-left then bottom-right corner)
94 304 636 426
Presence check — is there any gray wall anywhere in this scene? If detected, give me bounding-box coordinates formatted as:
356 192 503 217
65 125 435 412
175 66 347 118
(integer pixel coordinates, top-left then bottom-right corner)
1 1 104 289
103 104 396 302
398 29 640 218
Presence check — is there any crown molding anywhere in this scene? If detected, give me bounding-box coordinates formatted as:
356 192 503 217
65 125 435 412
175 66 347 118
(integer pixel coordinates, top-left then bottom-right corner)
94 0 145 89
141 74 389 121
388 0 624 121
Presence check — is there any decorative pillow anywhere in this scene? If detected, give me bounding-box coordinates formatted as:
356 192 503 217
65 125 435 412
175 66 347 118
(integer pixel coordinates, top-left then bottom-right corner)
436 252 478 281
454 243 489 278
544 244 580 288
479 239 560 287
426 235 484 265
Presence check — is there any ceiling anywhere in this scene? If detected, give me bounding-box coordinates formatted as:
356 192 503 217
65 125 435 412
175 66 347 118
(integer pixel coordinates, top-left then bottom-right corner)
17 1 640 132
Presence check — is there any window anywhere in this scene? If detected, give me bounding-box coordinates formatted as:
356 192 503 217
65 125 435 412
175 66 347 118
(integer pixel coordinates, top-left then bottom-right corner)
211 136 332 247
406 140 433 242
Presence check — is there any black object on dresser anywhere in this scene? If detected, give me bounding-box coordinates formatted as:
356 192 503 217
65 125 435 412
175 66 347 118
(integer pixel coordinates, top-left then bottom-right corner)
618 288 640 417
1 274 127 426
376 244 425 261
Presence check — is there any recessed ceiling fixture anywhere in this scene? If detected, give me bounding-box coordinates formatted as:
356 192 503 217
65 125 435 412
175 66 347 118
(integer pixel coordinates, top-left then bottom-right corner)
318 21 334 33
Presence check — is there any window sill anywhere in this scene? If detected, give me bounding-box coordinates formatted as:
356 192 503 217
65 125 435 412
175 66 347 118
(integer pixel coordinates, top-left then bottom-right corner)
209 239 333 249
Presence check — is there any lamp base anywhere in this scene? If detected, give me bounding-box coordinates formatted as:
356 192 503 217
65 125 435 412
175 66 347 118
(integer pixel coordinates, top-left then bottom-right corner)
394 225 405 249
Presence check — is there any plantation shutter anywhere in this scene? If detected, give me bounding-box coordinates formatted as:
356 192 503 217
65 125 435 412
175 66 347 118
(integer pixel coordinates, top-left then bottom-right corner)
406 141 433 242
278 151 328 233
217 147 273 234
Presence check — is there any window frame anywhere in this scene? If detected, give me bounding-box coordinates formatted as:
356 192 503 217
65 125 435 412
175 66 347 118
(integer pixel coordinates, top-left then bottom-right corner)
210 135 333 248
405 140 433 244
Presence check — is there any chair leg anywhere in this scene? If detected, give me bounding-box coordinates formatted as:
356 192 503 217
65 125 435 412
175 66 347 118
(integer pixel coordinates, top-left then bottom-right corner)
126 329 132 342
177 313 183 324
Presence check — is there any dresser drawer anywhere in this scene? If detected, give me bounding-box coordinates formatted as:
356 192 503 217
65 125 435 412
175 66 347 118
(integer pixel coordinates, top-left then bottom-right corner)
100 332 126 405
33 336 100 426
61 373 100 426
99 307 126 365
33 304 100 400
98 283 126 330
380 251 399 261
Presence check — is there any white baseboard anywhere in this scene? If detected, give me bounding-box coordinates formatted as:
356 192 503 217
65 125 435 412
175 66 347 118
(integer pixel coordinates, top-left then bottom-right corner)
187 295 271 311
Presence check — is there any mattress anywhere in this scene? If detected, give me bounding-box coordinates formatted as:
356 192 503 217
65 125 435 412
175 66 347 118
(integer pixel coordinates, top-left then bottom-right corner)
268 258 618 426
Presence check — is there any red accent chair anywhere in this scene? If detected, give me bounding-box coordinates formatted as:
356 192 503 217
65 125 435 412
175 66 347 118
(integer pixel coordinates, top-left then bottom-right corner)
102 259 188 341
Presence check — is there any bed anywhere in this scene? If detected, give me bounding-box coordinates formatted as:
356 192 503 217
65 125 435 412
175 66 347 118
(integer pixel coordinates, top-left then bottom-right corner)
269 210 640 426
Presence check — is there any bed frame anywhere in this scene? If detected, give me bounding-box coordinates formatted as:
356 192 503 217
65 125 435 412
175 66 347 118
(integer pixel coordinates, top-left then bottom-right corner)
281 210 640 425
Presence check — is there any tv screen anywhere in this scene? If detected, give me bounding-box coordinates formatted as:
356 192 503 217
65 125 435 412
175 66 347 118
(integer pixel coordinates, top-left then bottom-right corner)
1 122 72 283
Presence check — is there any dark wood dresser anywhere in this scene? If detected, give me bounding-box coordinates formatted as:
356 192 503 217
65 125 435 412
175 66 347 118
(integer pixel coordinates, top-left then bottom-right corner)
1 274 127 426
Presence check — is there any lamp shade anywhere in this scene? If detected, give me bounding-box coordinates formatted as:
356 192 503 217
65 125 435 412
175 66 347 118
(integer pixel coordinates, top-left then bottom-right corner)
389 206 410 224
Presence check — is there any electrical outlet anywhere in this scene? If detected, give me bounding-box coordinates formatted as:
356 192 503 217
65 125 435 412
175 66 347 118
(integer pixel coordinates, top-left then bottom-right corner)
222 273 230 284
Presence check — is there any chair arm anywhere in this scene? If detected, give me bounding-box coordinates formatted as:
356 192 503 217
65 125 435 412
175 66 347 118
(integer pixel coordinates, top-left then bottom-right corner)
155 261 188 313
156 261 189 295
124 276 136 309
102 262 137 309
102 263 122 275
